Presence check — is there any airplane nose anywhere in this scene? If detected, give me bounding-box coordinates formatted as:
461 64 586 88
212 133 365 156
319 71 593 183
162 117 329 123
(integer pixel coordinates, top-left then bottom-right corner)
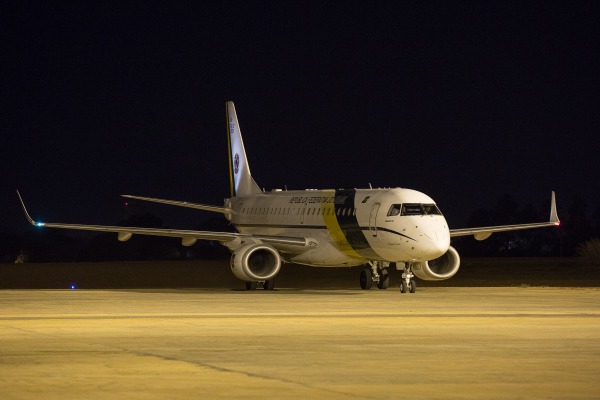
429 234 449 257
418 229 450 259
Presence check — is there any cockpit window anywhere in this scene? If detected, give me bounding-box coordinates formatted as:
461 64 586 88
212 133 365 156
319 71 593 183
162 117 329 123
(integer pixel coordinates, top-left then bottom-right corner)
388 203 442 216
387 204 402 216
422 204 442 215
401 203 442 216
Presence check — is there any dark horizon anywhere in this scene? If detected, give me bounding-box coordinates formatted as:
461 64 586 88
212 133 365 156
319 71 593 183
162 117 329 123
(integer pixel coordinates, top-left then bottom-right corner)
2 2 599 241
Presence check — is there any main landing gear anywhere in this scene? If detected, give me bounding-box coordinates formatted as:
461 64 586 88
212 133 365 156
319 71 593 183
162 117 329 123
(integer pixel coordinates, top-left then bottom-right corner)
359 261 390 290
245 279 275 290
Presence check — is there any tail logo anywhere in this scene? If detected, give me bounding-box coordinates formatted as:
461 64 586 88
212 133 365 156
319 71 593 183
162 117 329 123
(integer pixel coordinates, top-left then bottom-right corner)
234 153 240 175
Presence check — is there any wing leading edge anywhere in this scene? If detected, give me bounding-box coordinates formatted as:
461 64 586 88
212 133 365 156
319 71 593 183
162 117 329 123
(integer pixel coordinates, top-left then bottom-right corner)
16 191 306 248
450 191 560 241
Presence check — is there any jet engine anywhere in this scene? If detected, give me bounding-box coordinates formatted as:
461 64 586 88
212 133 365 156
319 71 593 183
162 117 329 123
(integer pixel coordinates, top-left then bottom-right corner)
411 246 461 281
230 243 282 281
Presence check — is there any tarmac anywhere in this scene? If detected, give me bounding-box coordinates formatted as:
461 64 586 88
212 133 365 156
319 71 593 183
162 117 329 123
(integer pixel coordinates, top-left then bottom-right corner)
1 286 600 399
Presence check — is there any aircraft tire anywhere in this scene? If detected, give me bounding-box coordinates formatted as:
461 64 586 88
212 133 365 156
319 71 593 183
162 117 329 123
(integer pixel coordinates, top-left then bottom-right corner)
409 280 417 293
400 280 407 293
263 279 275 290
245 281 258 290
377 269 389 289
360 269 372 290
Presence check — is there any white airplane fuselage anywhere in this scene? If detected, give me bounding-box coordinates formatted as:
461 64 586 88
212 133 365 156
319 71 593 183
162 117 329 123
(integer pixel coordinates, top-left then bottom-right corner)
227 187 450 267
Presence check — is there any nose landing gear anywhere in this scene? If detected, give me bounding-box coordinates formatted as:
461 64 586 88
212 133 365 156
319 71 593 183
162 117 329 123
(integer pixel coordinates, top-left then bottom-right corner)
400 263 416 293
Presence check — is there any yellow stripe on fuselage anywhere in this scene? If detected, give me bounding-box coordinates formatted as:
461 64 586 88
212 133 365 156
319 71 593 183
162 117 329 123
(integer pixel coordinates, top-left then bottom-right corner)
320 190 363 259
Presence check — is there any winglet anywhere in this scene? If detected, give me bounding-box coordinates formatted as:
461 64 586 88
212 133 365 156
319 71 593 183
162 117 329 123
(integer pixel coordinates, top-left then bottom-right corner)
550 191 560 225
16 190 44 227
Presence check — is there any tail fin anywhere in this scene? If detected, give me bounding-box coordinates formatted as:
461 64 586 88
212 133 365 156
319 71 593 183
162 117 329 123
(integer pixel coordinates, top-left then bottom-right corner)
226 101 262 197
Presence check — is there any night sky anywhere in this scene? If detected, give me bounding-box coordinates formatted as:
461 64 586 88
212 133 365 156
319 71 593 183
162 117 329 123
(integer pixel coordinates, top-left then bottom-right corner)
2 2 599 235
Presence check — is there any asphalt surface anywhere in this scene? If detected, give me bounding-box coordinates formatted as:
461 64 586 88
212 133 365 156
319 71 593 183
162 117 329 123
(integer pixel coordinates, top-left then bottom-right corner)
1 287 599 399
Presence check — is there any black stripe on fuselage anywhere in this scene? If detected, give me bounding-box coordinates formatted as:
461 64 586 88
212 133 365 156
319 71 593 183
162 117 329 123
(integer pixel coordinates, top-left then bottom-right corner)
333 189 380 259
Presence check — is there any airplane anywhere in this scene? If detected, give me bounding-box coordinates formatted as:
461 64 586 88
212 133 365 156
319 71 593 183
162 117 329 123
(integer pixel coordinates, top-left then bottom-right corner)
17 101 560 292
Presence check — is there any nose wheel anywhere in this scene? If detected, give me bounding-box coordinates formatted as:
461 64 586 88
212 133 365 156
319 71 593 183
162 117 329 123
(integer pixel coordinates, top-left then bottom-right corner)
400 266 416 293
400 279 416 293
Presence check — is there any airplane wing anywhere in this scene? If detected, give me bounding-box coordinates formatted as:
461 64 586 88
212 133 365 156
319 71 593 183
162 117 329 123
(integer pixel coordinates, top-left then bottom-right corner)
16 191 306 247
450 191 560 241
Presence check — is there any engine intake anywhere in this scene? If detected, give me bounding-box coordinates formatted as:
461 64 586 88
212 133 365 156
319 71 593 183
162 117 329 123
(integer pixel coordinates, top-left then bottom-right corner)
230 243 282 281
412 246 461 281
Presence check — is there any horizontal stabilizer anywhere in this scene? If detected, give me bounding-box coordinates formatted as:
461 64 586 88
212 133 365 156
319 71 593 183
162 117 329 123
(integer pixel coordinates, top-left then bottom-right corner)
122 194 233 214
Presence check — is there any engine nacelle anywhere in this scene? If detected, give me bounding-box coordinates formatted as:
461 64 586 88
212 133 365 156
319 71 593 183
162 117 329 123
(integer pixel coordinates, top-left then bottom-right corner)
230 243 282 281
412 246 461 281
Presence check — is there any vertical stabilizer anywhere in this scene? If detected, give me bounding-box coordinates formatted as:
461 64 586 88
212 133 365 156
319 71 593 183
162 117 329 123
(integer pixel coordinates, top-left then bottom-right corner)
226 101 262 197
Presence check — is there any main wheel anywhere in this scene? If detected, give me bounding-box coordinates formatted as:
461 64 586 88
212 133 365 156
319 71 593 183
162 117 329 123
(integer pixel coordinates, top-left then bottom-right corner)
245 281 257 290
377 268 389 289
263 279 275 290
360 269 372 290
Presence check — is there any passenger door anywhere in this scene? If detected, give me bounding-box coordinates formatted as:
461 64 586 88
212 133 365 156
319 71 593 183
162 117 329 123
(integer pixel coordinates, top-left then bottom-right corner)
369 203 380 237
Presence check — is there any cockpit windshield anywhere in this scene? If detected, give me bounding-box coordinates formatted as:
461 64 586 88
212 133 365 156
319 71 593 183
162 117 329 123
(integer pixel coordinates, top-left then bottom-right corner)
387 203 442 216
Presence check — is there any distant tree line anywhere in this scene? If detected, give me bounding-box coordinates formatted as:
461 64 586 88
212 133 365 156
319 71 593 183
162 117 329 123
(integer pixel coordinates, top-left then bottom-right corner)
453 193 599 257
1 194 599 263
